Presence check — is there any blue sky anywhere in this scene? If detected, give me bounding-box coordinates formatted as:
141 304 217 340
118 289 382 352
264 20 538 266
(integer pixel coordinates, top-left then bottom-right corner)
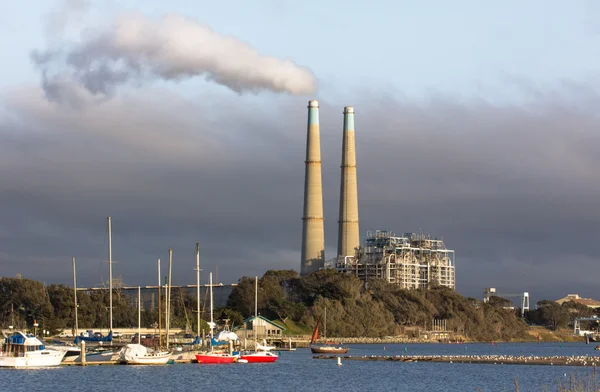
2 0 599 101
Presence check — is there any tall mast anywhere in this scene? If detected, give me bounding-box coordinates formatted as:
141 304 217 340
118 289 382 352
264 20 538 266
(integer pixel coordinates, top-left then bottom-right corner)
209 272 214 352
72 257 78 337
166 248 173 348
324 307 327 340
254 276 258 349
164 278 168 347
107 216 113 332
137 286 141 344
196 243 201 338
157 258 161 347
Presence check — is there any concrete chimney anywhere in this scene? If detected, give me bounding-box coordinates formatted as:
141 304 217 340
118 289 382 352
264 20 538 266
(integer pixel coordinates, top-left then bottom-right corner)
337 106 360 259
300 100 325 275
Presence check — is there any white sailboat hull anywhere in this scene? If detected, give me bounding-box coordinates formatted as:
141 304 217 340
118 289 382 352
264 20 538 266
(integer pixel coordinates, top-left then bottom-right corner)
119 344 171 365
121 353 171 365
0 350 66 368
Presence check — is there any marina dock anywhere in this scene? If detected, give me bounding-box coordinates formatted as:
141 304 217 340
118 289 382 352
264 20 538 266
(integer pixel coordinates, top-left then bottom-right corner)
313 354 600 367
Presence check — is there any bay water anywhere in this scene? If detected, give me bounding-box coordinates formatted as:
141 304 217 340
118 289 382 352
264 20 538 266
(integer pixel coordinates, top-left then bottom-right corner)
1 342 598 392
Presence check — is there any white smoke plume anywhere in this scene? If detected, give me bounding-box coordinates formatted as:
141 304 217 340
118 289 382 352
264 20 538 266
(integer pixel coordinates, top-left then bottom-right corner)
32 12 317 105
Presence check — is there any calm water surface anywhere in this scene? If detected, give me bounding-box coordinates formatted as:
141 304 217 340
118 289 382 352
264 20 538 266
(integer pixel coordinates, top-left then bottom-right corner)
2 343 599 392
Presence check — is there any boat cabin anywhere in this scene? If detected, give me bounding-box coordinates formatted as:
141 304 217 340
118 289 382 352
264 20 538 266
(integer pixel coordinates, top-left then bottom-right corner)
2 332 45 357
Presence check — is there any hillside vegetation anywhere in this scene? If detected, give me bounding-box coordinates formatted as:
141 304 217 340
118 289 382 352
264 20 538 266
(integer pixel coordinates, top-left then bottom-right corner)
2 270 594 341
226 269 531 341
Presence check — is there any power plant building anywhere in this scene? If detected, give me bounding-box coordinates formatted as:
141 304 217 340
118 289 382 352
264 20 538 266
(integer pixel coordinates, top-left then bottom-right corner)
299 101 456 288
335 230 456 290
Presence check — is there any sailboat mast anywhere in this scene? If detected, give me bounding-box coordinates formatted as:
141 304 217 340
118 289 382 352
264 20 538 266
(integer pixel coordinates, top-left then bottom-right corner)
107 216 113 332
324 307 327 340
166 248 173 348
138 286 141 343
254 276 258 350
196 243 201 338
209 272 214 352
157 258 161 347
72 257 78 337
164 278 167 346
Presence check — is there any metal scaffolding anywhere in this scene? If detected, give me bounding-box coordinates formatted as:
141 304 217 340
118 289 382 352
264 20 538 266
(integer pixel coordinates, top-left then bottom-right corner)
336 230 455 290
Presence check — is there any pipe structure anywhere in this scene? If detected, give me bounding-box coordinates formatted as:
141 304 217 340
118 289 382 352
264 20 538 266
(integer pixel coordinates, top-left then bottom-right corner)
300 100 325 275
337 106 360 259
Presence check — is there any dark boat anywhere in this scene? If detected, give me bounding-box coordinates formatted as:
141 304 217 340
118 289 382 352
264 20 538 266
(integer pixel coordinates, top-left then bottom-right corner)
74 330 113 344
309 310 349 354
310 345 349 354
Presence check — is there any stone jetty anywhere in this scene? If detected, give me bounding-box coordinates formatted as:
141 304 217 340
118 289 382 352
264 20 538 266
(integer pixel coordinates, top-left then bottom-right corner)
313 354 600 367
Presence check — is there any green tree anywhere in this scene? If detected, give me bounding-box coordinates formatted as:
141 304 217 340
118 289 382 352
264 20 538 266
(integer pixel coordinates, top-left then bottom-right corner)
537 300 570 330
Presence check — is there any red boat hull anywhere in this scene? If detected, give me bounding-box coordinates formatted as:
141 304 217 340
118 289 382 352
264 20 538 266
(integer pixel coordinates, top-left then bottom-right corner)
240 353 279 363
195 354 236 364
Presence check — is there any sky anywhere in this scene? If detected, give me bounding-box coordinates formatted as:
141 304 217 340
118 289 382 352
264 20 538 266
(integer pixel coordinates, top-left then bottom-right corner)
1 0 599 304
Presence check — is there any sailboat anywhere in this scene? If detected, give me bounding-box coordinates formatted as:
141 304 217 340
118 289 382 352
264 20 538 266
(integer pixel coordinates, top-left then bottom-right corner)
195 272 236 364
240 276 279 363
119 287 171 365
309 308 349 354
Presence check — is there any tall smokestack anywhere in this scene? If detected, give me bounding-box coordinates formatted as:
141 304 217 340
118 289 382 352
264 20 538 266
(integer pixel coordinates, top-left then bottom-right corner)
337 106 360 259
300 100 325 275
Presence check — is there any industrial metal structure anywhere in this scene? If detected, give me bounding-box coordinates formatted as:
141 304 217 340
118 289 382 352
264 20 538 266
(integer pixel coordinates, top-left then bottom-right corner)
483 288 529 316
337 106 360 260
300 100 325 275
336 230 456 290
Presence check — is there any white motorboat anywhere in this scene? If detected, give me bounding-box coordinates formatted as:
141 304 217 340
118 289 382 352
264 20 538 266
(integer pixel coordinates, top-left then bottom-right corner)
44 342 81 361
0 331 67 368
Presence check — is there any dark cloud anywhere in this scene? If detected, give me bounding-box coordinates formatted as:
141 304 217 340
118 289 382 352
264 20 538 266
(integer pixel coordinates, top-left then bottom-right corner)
1 83 600 305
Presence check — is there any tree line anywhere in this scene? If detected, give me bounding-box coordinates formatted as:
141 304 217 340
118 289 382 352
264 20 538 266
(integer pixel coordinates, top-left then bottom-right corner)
1 271 597 340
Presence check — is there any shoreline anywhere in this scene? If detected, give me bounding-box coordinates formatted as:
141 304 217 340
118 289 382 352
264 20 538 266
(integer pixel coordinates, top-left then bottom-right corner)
313 354 600 366
308 337 583 345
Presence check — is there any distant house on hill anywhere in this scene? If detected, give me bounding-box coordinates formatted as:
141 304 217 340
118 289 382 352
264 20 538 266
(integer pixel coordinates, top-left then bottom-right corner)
556 294 600 309
235 316 286 339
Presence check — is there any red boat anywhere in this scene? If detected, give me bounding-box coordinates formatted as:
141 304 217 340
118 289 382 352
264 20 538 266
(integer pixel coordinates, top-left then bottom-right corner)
240 351 279 363
195 353 236 364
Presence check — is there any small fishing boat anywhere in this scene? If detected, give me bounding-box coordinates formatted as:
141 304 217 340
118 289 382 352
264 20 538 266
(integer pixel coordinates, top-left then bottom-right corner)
0 331 67 368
